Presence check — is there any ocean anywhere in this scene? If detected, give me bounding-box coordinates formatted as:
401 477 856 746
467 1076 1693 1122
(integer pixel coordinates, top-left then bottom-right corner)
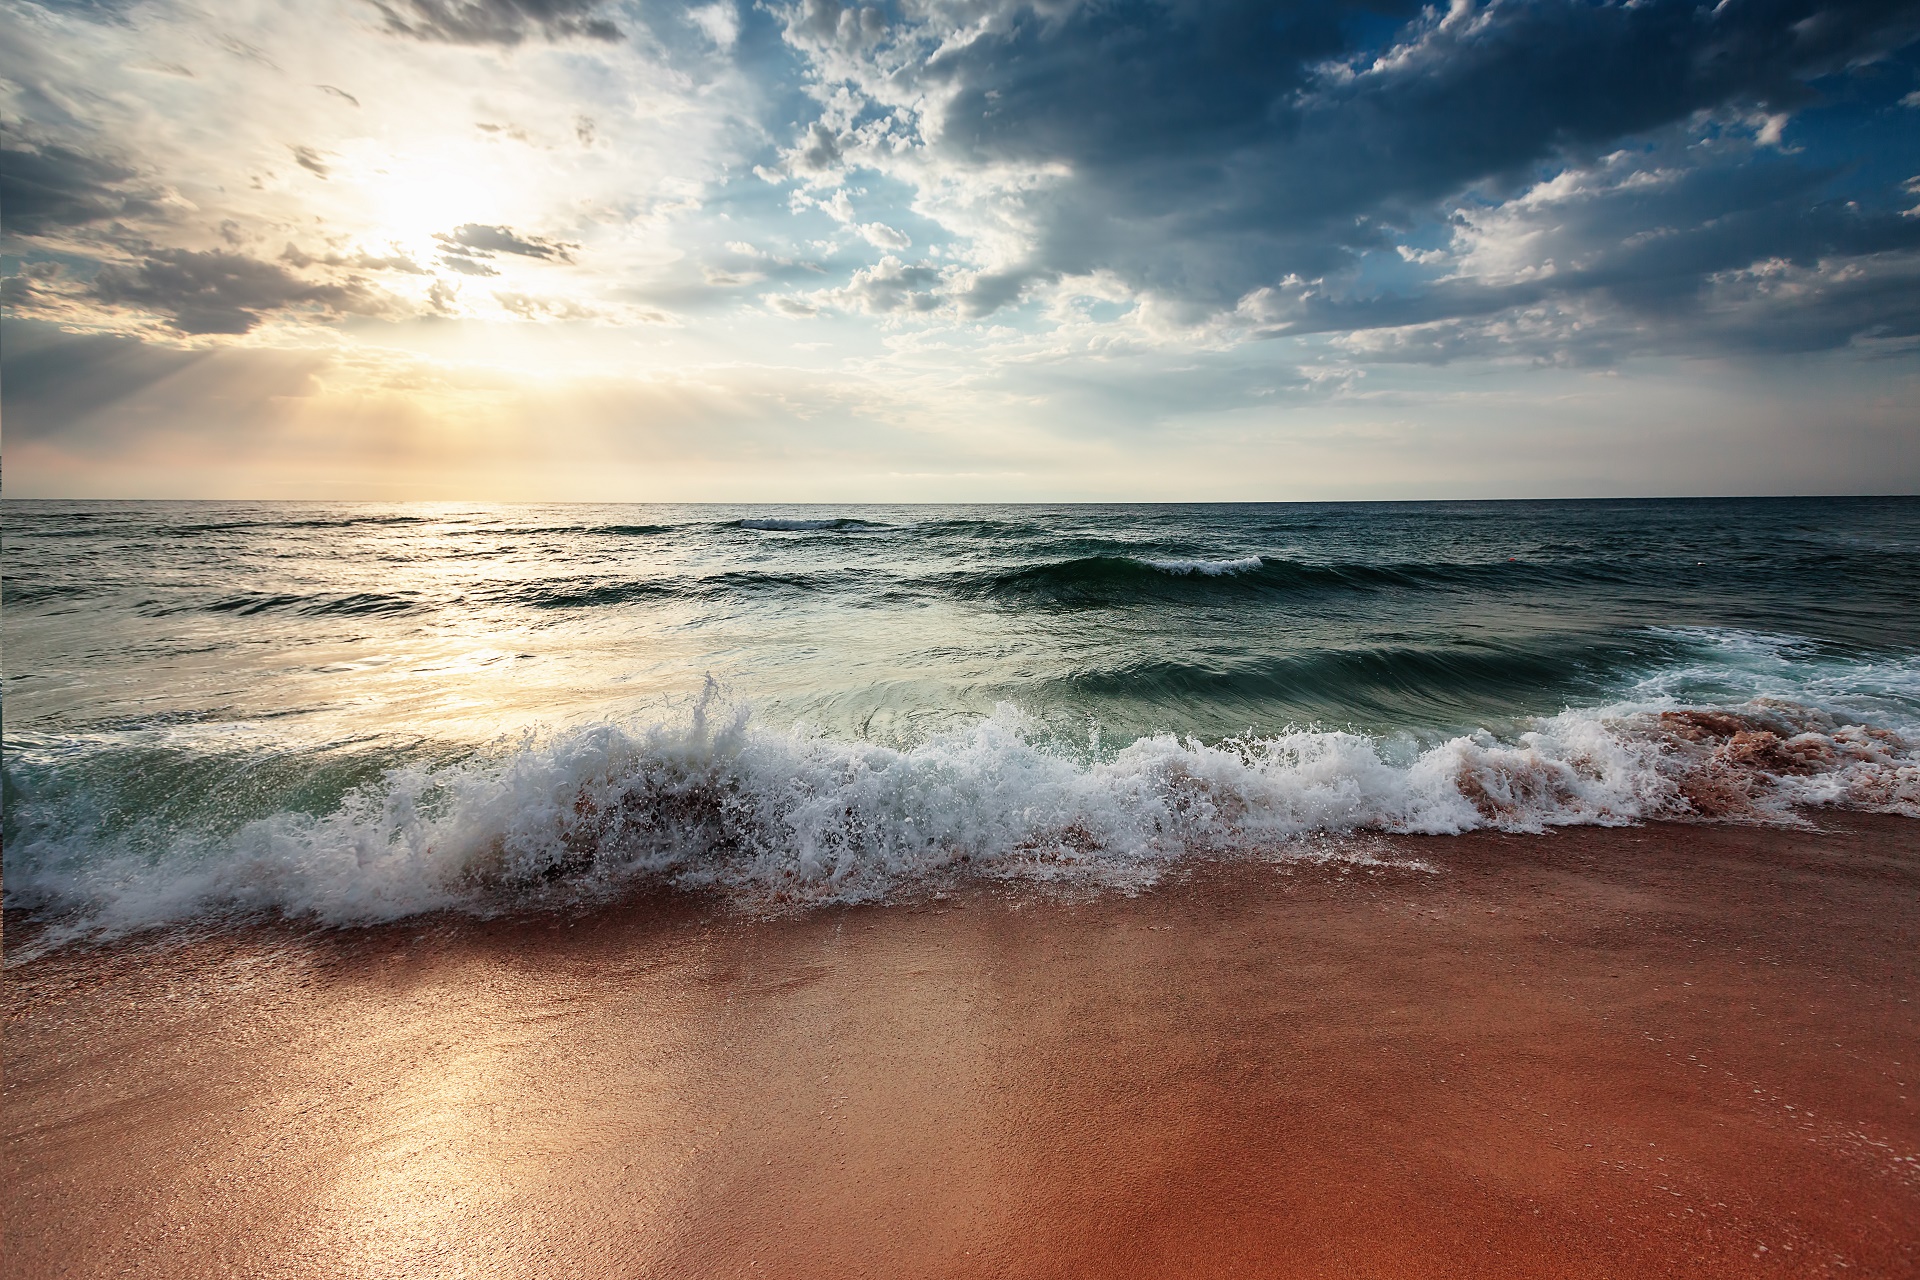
4 497 1916 941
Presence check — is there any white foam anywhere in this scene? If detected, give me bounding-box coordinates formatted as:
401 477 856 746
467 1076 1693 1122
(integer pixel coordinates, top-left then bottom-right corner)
1633 627 1920 737
6 684 1913 943
1138 555 1264 576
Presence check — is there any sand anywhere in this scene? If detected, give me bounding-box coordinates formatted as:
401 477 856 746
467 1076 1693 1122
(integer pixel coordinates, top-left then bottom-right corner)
5 813 1917 1278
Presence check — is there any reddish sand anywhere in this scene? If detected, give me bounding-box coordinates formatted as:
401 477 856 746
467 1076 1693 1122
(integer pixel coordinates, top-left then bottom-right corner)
5 814 1917 1278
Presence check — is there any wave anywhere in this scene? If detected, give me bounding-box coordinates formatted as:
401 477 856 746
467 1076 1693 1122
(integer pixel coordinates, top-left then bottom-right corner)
491 523 674 537
6 685 1913 945
1047 637 1665 722
511 571 845 608
160 515 431 534
512 579 682 609
962 554 1605 604
1 578 104 605
1138 555 1264 576
735 517 891 532
136 591 427 619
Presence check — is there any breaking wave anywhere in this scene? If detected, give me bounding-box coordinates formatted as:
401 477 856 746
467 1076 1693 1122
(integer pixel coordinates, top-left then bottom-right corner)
1138 555 1265 575
6 682 1914 945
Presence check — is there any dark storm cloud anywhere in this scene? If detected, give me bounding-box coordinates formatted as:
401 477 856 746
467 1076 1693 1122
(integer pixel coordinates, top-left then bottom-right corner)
924 0 1917 182
91 247 390 334
790 0 1920 351
924 0 1917 275
0 141 160 237
367 0 621 45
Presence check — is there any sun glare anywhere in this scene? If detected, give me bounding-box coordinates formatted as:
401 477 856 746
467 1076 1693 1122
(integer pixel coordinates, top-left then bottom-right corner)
351 140 524 260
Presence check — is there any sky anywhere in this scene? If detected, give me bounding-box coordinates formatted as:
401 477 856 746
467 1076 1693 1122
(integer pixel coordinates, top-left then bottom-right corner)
2 0 1918 500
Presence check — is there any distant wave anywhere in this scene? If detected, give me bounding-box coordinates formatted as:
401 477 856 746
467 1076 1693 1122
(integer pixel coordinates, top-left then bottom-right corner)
6 677 1914 945
735 517 891 532
140 591 426 619
8 513 434 539
511 580 682 609
905 517 1071 542
1 578 103 605
496 523 674 538
964 554 1624 604
164 515 431 534
115 571 855 617
512 570 849 608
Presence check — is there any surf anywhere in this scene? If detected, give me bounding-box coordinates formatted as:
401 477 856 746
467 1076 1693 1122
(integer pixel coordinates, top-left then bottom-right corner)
7 677 1914 945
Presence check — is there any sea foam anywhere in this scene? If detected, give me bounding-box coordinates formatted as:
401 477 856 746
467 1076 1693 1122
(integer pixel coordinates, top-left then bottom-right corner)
5 686 1913 944
1138 555 1265 575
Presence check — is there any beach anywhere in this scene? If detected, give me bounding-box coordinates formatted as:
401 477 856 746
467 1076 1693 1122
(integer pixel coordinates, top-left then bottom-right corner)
7 0 1919 1256
7 813 1915 1278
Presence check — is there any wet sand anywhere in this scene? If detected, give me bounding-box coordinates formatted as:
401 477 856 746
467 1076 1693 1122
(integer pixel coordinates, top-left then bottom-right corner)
6 814 1917 1278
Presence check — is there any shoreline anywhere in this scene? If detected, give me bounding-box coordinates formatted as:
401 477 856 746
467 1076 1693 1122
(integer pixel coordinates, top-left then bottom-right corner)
6 814 1917 1277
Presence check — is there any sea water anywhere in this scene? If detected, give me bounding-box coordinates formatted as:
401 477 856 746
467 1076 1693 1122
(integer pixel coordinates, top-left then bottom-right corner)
5 498 1916 938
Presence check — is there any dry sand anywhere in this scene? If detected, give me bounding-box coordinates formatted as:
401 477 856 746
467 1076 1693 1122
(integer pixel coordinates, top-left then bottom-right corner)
5 814 1917 1278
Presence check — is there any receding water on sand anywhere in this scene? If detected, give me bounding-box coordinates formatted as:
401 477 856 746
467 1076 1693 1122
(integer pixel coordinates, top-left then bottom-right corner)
7 816 1918 1278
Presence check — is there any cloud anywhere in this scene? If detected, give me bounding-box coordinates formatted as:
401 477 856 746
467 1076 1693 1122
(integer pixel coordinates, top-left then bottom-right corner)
0 318 211 442
689 2 740 50
769 294 820 316
434 222 578 263
440 255 501 277
0 316 332 456
785 0 886 50
495 290 595 319
289 144 331 178
15 0 144 18
1249 145 1920 358
794 122 843 173
0 141 161 237
281 244 428 274
494 290 673 323
858 222 911 250
90 247 394 334
772 0 1920 355
832 255 946 313
366 0 621 45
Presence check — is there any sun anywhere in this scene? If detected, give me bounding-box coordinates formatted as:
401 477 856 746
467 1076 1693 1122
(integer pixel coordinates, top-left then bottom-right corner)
340 136 524 262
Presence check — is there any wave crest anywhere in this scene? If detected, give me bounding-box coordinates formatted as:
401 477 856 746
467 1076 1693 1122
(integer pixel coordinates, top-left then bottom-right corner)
964 554 1549 604
1138 555 1265 576
5 689 1913 944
